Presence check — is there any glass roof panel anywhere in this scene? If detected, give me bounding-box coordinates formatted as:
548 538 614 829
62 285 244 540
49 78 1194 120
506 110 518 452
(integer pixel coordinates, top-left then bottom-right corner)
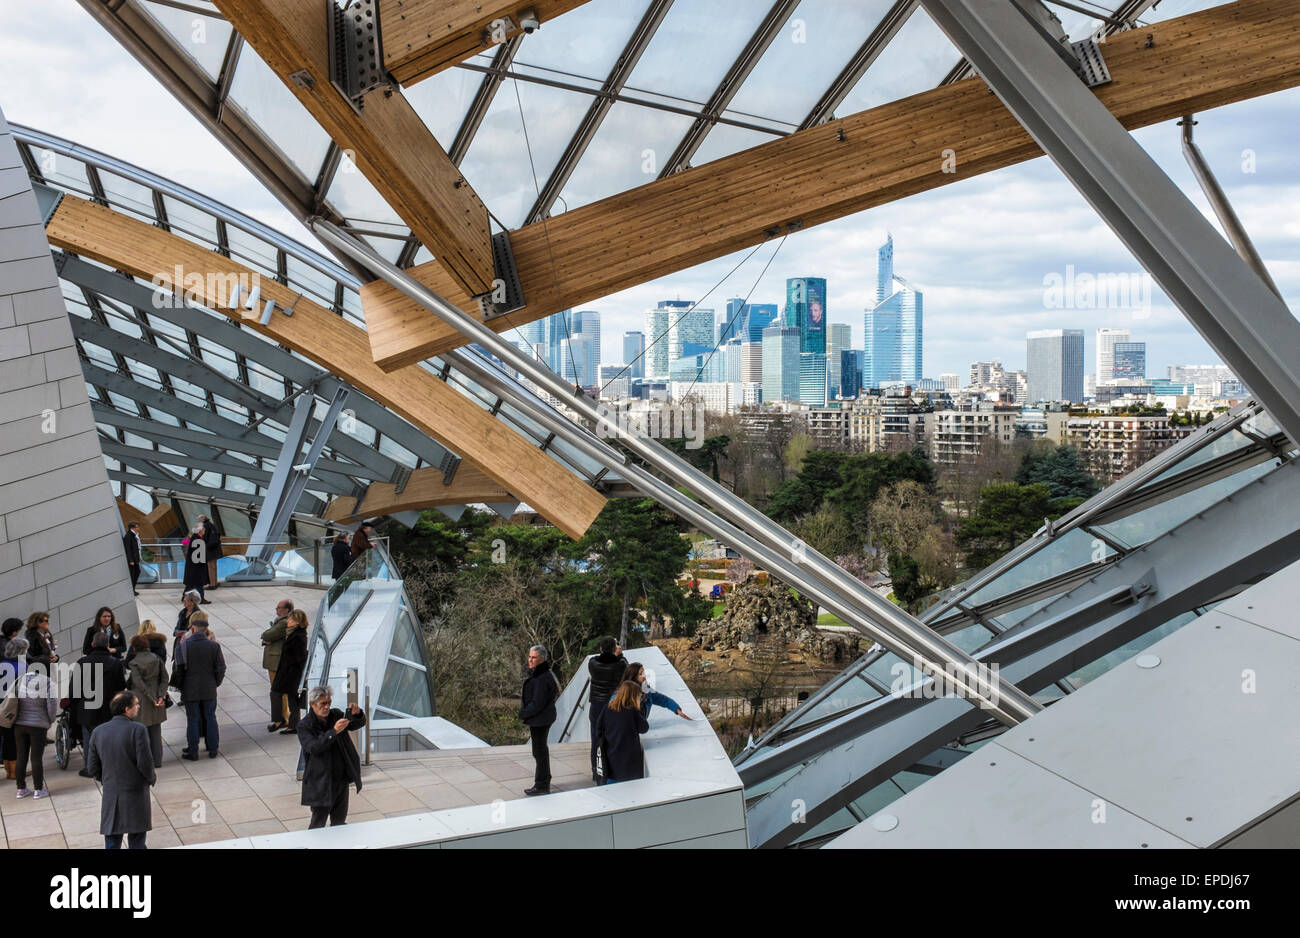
836 6 961 116
783 674 880 732
162 195 220 250
226 46 332 179
1142 0 1223 23
1133 427 1253 489
965 528 1114 608
139 2 233 82
97 170 158 220
509 0 653 83
723 0 901 129
1094 460 1277 550
557 101 695 212
325 155 405 229
405 62 484 149
622 0 774 108
459 79 591 228
691 123 781 169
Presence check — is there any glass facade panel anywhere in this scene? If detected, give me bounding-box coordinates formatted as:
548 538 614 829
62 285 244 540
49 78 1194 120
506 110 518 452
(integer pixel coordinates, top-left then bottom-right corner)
139 3 232 82
837 6 961 115
377 661 433 718
557 102 695 212
966 528 1112 608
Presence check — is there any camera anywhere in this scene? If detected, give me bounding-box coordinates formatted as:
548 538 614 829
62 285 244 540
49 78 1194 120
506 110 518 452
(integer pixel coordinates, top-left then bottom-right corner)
519 9 539 33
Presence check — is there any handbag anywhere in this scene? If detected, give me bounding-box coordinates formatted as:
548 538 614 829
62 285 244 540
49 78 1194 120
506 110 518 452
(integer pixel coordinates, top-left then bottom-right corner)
0 684 19 729
296 688 308 711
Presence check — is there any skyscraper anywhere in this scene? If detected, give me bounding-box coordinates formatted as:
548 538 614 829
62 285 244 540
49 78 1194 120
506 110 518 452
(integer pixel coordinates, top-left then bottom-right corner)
762 325 800 403
572 310 600 384
561 332 596 387
827 323 852 399
799 352 828 407
786 277 827 354
720 297 747 345
1096 328 1130 384
669 304 714 364
1112 341 1147 382
745 303 779 342
644 300 692 379
622 330 645 379
545 309 573 373
864 236 922 388
840 349 865 399
1027 328 1085 403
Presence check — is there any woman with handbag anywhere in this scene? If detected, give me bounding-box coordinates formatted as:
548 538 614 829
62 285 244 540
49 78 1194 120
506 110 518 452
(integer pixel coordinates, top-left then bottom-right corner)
11 653 58 799
23 611 57 667
0 635 26 779
271 610 309 734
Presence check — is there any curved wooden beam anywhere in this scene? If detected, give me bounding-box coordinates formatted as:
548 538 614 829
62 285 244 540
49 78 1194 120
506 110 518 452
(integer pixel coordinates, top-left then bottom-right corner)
45 195 606 539
323 462 510 523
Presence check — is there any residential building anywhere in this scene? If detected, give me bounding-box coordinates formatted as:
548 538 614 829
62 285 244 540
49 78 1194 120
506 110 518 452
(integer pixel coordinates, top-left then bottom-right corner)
848 390 928 453
807 406 851 448
926 401 1020 464
1064 414 1190 481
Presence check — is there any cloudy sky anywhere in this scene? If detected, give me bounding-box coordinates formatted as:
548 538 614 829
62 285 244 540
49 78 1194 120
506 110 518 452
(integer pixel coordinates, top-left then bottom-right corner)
2 0 1295 380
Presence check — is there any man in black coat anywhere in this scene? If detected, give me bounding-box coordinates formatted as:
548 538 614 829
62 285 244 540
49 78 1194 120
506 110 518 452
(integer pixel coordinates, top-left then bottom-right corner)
586 636 626 783
173 618 226 760
85 691 156 849
74 632 127 777
298 685 366 828
123 521 142 595
519 645 559 796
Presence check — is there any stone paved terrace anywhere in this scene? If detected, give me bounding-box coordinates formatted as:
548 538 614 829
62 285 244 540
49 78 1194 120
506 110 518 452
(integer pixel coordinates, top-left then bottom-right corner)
0 584 592 848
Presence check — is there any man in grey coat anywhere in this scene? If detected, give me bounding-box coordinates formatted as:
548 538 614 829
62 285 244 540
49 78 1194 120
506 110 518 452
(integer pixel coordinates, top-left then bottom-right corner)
85 691 156 849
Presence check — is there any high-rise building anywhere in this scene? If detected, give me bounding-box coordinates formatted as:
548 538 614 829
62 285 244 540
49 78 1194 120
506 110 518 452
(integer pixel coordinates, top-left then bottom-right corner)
669 304 714 365
840 349 865 399
561 332 597 387
644 301 691 379
545 309 573 373
724 338 744 384
745 303 779 342
720 298 747 345
762 325 801 403
785 277 827 355
573 310 600 384
1096 328 1130 384
622 330 645 379
799 352 828 407
1112 341 1146 382
865 236 922 388
741 343 763 385
827 323 852 399
1027 328 1085 403
940 373 961 391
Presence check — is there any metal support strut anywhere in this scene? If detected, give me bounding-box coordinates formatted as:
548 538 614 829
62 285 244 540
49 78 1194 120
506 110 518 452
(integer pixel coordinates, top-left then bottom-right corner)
307 216 1042 727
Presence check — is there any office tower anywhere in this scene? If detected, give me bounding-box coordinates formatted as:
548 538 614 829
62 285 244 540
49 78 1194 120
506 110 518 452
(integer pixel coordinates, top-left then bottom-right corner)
799 352 828 407
521 317 547 353
840 350 865 399
741 343 763 384
622 330 645 379
1096 328 1130 384
865 236 922 387
669 304 714 364
827 323 852 399
644 300 691 379
1112 341 1146 382
572 310 600 384
561 332 596 387
724 338 744 384
545 309 574 373
598 364 629 400
762 325 801 403
720 297 747 345
786 277 827 355
1027 328 1085 403
745 303 778 342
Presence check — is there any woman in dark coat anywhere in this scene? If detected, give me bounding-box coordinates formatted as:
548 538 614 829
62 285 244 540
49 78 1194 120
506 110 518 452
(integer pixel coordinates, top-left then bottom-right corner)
126 635 169 769
595 680 649 783
1 623 25 779
271 609 309 732
83 606 127 658
174 592 199 662
181 523 209 603
330 533 352 579
23 611 57 667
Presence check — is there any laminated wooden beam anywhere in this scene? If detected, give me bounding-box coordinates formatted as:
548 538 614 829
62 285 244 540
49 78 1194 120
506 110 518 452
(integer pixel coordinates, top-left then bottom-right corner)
212 0 495 296
362 0 1300 371
380 0 591 86
323 462 510 523
46 195 606 539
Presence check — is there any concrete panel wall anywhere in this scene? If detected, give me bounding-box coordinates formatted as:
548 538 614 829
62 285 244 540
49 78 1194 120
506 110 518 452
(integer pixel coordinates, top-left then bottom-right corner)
0 106 137 652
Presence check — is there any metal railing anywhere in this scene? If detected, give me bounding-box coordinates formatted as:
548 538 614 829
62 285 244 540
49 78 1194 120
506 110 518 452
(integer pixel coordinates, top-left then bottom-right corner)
135 535 390 587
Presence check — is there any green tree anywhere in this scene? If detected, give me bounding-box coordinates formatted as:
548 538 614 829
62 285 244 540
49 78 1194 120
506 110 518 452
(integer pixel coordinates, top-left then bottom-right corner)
956 482 1055 570
888 553 926 608
662 435 732 483
564 497 692 647
794 505 860 559
1016 443 1101 501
